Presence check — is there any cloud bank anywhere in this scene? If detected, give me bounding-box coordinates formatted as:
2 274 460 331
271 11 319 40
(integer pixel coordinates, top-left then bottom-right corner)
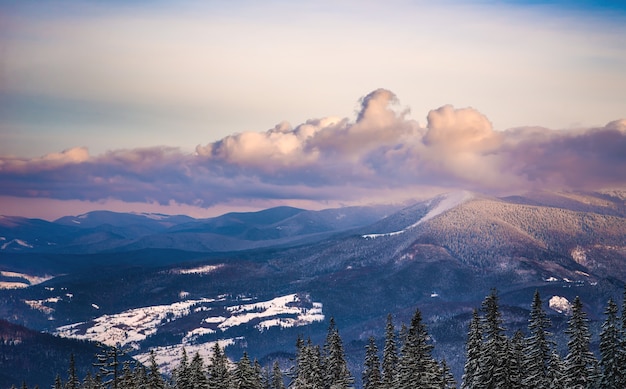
1 89 624 211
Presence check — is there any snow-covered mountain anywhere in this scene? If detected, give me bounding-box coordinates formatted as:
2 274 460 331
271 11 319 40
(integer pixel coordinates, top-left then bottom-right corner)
0 189 624 383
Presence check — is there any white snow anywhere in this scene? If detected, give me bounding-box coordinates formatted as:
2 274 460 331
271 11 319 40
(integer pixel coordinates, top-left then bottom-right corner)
0 271 54 286
1 239 34 250
92 304 100 310
549 296 572 315
0 281 29 289
72 220 81 224
24 298 60 314
545 277 559 282
219 294 324 331
133 338 235 375
182 327 216 343
430 293 439 298
179 291 190 299
363 191 473 239
0 237 5 241
55 298 215 347
171 264 224 275
571 246 588 265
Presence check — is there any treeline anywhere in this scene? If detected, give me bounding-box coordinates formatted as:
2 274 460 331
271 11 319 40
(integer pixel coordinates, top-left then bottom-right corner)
14 289 626 389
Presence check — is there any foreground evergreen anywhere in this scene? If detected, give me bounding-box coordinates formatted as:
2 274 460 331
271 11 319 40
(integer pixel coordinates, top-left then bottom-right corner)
25 287 626 389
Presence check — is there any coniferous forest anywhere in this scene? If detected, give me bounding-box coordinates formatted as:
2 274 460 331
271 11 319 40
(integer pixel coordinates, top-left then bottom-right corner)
13 289 626 389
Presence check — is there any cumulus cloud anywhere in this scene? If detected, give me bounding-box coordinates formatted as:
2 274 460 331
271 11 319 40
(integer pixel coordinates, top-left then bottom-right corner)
0 90 624 211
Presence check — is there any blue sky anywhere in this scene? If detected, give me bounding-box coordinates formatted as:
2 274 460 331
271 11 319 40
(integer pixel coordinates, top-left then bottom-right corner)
0 0 625 219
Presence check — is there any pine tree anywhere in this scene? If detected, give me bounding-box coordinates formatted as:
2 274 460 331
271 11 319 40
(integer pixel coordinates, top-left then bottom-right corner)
381 315 397 389
208 343 231 389
509 330 527 389
174 347 191 389
599 298 622 388
119 361 135 389
291 338 324 389
232 352 262 389
547 349 565 389
132 361 148 389
66 353 79 389
323 318 353 389
54 375 63 389
148 350 166 389
190 351 209 388
94 344 124 389
271 361 286 389
564 296 598 389
619 286 626 388
523 290 553 389
82 372 96 389
461 309 482 389
396 308 440 389
476 289 510 389
439 359 457 389
362 337 382 389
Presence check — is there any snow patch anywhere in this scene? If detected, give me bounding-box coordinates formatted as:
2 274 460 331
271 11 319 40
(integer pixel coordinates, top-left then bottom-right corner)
571 246 588 266
363 191 473 239
171 264 224 275
0 271 54 286
182 327 216 343
134 338 235 375
92 304 100 310
545 277 559 282
55 298 215 347
549 296 572 315
1 239 34 250
0 281 29 289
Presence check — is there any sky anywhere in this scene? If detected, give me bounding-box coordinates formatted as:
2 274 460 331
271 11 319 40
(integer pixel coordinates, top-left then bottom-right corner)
0 0 625 220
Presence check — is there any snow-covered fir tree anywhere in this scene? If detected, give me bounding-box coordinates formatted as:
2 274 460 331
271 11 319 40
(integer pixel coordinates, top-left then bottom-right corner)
173 347 191 389
523 290 553 389
439 358 457 389
362 337 382 389
147 350 166 389
599 298 622 388
232 352 262 389
395 308 440 389
509 330 526 389
271 361 286 389
476 289 510 389
564 296 598 389
461 309 482 389
323 318 353 389
381 314 398 389
208 343 231 389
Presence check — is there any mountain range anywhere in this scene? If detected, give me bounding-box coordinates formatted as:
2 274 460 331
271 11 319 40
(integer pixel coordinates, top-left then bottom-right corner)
0 190 624 387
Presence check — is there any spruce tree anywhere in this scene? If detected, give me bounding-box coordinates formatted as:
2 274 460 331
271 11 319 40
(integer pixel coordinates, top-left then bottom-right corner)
208 343 231 389
323 318 353 389
119 361 134 389
174 347 191 389
619 286 626 388
599 298 622 388
66 353 79 389
190 352 209 389
547 350 565 389
564 296 597 389
362 337 382 389
132 361 148 389
381 314 397 389
439 359 457 389
94 344 124 389
271 361 286 389
461 309 482 389
523 290 553 389
148 350 166 389
54 375 63 389
476 289 510 389
233 352 262 389
509 330 527 389
396 308 440 389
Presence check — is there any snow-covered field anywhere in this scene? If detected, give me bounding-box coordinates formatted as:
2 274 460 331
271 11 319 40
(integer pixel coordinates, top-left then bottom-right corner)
55 298 216 347
134 338 236 374
0 271 54 289
54 293 324 358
